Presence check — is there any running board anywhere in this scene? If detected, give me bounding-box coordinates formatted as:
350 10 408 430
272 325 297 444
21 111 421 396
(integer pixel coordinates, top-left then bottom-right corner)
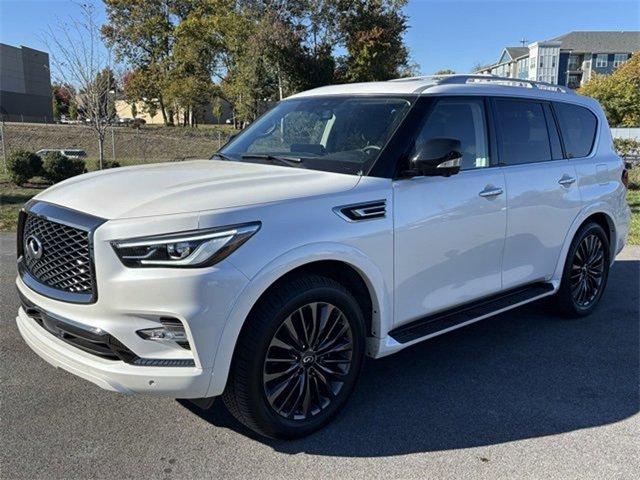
388 282 555 344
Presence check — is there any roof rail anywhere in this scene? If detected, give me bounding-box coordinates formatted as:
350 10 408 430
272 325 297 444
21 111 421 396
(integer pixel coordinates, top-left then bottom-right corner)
437 74 575 94
389 74 575 94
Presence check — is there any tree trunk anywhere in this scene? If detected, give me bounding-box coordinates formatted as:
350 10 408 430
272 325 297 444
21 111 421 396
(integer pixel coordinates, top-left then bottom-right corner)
98 135 104 170
158 96 169 126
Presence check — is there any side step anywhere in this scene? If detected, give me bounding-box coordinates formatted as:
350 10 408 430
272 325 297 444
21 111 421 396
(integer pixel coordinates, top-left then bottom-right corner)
388 282 555 344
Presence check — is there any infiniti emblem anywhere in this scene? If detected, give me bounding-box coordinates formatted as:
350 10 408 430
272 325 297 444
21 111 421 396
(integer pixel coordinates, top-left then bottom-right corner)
25 235 44 260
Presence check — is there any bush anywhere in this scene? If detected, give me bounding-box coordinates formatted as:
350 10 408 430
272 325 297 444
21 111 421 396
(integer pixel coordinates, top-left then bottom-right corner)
614 138 640 159
6 150 42 186
41 151 86 183
86 159 121 171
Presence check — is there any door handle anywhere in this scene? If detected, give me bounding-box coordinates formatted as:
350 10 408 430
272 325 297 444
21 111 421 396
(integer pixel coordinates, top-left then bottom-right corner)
479 187 504 198
558 175 576 187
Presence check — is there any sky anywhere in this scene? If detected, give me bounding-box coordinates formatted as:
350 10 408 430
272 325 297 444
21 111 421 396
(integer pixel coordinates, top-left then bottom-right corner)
0 0 639 75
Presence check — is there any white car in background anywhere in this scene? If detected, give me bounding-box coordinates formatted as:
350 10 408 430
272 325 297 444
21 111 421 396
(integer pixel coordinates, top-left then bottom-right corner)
36 149 87 159
16 75 630 439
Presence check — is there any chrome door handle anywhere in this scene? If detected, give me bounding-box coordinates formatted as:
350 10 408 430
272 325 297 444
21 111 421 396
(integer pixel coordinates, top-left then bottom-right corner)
479 187 504 198
558 175 576 187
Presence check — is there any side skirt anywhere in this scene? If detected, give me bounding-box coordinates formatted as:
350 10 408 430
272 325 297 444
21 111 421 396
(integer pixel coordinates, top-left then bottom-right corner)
387 282 555 345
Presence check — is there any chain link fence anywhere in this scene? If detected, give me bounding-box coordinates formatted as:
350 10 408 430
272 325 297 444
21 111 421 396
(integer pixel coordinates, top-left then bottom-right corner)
0 120 236 173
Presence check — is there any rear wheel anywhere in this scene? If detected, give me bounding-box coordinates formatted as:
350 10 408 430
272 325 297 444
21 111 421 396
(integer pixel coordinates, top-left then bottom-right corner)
222 275 365 439
552 222 610 317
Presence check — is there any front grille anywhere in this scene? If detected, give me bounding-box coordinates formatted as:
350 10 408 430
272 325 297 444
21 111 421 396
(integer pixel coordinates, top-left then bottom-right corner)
22 213 94 296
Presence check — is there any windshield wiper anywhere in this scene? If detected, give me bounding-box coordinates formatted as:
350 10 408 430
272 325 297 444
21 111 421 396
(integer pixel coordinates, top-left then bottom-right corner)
212 152 235 161
241 154 303 168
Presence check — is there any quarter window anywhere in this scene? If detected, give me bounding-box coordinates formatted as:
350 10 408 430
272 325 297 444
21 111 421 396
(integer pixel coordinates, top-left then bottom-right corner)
553 102 597 158
411 98 489 171
494 99 552 165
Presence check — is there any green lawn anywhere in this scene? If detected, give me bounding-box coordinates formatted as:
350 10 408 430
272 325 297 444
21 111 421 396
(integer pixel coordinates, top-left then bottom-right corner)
0 174 44 232
2 169 640 243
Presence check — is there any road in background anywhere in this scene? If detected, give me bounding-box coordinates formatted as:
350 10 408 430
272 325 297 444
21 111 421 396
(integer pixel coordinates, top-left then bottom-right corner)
1 233 638 480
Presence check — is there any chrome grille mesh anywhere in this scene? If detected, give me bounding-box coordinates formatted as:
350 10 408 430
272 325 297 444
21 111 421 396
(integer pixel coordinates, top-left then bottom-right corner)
22 214 94 295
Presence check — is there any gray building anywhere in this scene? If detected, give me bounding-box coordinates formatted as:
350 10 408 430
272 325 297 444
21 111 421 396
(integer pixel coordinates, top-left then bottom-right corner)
0 43 53 122
476 31 640 89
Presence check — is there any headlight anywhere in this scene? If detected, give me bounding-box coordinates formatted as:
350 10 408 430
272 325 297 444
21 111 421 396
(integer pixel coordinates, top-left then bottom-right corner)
111 222 261 268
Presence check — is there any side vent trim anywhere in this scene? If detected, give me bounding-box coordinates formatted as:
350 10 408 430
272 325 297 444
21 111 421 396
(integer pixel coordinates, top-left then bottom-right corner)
334 200 387 222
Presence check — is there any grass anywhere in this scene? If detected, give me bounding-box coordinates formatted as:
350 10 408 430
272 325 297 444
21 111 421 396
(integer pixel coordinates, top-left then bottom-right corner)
2 168 640 243
0 174 44 231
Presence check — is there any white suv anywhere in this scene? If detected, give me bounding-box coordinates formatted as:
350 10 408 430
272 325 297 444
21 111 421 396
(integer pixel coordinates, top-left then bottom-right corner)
16 75 630 439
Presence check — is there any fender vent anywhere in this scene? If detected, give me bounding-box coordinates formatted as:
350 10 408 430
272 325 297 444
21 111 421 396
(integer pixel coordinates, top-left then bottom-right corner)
335 200 386 222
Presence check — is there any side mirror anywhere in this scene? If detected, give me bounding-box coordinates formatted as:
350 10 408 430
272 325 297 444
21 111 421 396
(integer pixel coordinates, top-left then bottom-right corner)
410 138 463 177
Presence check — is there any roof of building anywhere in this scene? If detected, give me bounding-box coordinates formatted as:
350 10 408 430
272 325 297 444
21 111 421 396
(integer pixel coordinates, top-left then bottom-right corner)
550 31 640 53
504 47 529 59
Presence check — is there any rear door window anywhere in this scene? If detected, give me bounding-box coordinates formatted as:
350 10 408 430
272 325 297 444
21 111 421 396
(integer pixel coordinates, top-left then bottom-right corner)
553 102 597 158
494 98 552 165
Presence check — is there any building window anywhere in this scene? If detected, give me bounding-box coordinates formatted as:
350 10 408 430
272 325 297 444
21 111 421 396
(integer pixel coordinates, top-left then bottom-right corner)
551 56 556 68
595 54 608 68
540 57 544 67
613 53 629 67
530 57 536 69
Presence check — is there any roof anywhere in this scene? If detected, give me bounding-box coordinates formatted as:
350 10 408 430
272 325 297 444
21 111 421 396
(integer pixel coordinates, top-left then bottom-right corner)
504 47 529 59
287 75 601 110
550 31 640 53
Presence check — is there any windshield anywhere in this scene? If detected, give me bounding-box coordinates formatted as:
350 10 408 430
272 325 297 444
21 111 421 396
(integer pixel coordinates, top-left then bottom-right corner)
218 96 412 175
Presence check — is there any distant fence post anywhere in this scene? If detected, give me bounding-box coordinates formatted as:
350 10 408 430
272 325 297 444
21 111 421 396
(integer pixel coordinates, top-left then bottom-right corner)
0 119 6 174
111 126 116 162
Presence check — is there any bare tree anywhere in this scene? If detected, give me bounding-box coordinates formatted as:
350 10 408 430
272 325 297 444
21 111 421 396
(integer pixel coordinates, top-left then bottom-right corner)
45 3 118 169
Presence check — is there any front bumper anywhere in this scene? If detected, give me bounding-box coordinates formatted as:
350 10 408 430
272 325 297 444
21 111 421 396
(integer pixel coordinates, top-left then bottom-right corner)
17 306 212 397
15 206 251 398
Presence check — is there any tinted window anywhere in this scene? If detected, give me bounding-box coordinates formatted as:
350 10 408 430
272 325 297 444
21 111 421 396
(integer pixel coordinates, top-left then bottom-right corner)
494 99 551 165
412 98 489 170
554 102 597 158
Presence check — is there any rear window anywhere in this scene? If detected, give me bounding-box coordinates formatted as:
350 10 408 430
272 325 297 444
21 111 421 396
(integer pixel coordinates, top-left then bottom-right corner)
494 99 552 165
553 102 597 158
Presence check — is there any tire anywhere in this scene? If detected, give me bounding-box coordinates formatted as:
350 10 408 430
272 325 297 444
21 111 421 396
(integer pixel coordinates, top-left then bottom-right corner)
222 274 366 439
552 222 610 318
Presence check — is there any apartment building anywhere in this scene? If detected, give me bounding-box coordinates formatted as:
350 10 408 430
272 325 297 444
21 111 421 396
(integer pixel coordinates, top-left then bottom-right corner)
476 31 639 89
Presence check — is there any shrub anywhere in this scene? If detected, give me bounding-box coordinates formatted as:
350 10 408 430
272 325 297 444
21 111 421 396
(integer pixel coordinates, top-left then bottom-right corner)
41 151 86 183
6 150 42 186
86 159 121 171
614 138 640 159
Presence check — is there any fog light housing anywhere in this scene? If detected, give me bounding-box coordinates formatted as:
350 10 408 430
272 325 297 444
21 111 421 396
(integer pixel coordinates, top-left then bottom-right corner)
137 318 190 349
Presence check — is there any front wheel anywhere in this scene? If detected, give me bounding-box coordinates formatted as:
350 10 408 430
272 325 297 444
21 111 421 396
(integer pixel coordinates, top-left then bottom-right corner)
552 222 610 318
222 275 365 439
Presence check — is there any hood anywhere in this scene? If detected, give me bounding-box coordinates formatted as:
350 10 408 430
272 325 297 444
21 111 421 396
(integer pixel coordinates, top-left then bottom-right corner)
35 160 361 219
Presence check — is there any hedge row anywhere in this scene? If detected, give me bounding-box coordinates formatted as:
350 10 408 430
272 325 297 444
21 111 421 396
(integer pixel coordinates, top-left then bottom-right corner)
6 150 119 186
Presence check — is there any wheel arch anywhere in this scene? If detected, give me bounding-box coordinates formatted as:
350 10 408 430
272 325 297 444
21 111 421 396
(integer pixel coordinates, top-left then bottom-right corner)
553 206 617 283
205 243 390 397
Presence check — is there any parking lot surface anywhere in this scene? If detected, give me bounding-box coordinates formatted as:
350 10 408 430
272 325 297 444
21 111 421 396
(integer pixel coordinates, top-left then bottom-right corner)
1 233 638 480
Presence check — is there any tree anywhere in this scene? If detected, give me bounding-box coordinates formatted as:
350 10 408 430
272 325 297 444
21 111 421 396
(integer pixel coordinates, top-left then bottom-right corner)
211 97 222 124
579 53 640 127
52 84 73 120
102 0 176 125
336 0 412 82
46 3 117 169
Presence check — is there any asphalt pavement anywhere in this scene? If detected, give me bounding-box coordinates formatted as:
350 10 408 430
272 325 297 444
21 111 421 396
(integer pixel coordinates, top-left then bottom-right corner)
1 232 638 479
